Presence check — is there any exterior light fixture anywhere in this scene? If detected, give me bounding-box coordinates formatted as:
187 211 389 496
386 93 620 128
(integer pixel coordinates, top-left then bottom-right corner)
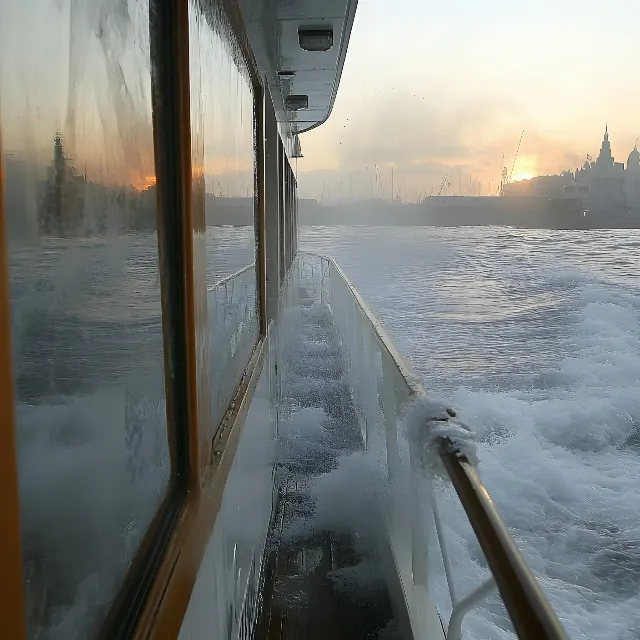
298 28 333 52
285 95 308 111
278 70 295 79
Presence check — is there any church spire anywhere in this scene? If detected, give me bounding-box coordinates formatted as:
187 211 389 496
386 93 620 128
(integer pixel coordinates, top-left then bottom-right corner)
596 124 613 168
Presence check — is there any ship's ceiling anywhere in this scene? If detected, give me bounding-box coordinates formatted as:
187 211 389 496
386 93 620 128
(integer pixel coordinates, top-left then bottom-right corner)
239 0 357 134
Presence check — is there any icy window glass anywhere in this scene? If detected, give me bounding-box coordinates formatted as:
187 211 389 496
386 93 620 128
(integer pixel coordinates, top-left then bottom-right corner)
189 0 259 436
2 0 170 637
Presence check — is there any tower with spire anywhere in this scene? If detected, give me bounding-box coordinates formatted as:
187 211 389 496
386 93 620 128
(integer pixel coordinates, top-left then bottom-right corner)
595 124 614 170
40 131 83 235
576 125 627 211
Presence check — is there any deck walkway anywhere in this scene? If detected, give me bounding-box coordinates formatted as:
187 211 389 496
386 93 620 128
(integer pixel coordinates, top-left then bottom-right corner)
258 288 397 640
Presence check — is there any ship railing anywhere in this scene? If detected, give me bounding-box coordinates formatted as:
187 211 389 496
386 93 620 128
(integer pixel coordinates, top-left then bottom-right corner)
292 251 567 640
208 263 259 435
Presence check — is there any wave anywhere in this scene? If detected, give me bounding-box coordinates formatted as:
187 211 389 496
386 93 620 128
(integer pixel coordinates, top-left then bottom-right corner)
300 225 640 639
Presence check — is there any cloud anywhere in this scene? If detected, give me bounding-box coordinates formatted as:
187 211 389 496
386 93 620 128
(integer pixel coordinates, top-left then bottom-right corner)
297 92 586 201
335 92 514 168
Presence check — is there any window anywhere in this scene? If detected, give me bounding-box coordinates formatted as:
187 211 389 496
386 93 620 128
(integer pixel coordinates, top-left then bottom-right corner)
279 139 286 283
2 0 171 636
281 154 296 273
189 0 259 436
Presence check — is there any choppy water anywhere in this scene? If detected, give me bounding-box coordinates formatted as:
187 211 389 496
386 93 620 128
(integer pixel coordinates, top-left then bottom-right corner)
300 225 640 640
12 223 640 638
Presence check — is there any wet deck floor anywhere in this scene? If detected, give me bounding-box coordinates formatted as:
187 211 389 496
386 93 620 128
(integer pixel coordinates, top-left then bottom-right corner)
258 292 397 640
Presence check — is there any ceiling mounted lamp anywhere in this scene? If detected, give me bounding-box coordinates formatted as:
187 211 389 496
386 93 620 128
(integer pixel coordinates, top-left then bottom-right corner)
278 70 295 79
292 135 303 158
298 28 333 52
285 95 308 111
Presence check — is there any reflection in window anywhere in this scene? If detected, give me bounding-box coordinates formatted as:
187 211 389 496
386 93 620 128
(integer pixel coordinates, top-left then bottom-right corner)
189 0 259 434
2 0 170 637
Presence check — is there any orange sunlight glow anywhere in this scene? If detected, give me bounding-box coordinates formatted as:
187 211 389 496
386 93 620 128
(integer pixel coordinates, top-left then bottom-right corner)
132 175 157 191
510 155 538 183
512 171 535 182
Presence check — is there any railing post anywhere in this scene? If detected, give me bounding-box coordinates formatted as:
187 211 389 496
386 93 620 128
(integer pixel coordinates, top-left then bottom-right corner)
381 353 400 481
362 326 374 448
409 440 430 590
447 578 497 640
353 305 365 445
431 489 457 606
441 450 568 640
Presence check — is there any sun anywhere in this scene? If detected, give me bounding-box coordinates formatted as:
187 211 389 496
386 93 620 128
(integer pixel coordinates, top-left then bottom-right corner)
510 155 538 182
512 171 534 182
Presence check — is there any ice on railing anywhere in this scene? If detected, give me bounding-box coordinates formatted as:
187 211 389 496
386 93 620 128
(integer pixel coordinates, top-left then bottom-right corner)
208 264 259 432
403 396 478 475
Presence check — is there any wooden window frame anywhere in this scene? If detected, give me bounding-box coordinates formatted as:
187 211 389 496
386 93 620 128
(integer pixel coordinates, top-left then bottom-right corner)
0 133 28 640
131 0 269 637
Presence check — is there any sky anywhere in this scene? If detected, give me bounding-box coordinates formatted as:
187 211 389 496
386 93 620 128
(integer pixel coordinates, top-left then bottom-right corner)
296 0 640 202
2 0 638 200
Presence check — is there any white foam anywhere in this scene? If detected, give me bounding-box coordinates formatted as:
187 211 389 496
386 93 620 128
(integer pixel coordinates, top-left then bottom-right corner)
17 389 170 639
299 226 640 640
276 404 390 552
430 283 640 639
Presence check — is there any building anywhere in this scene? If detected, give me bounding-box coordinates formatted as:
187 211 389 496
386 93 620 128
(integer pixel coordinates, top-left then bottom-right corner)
505 172 574 198
510 127 640 214
624 145 640 206
39 132 85 235
37 132 158 236
574 126 640 211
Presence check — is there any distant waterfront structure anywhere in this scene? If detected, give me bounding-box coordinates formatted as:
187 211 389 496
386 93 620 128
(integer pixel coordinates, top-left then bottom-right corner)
33 132 157 236
39 132 86 235
509 126 640 212
572 125 640 211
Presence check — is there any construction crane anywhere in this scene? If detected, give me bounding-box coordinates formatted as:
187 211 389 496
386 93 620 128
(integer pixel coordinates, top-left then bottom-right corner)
509 130 525 183
497 152 507 196
437 173 451 196
497 130 525 196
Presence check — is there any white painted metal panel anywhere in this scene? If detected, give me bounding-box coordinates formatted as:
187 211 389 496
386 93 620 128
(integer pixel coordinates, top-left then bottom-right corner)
239 0 358 133
178 346 274 640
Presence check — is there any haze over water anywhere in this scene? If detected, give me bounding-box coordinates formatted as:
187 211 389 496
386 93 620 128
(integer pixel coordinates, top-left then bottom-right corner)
301 225 640 640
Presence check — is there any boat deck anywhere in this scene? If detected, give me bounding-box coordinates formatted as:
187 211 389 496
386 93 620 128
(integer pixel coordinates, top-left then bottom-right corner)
258 292 397 640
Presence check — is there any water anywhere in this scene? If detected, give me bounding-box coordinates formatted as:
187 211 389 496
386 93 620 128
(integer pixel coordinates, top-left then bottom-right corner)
300 225 640 640
13 223 640 638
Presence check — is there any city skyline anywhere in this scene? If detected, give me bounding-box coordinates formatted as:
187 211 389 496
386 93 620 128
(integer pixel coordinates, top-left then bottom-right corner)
293 125 640 204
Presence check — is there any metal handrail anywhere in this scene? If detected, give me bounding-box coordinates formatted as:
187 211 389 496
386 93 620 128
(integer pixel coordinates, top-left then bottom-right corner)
440 443 567 640
207 262 255 291
297 251 569 640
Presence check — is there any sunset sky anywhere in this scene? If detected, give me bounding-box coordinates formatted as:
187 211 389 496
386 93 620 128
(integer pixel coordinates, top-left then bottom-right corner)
2 0 638 201
296 0 640 202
